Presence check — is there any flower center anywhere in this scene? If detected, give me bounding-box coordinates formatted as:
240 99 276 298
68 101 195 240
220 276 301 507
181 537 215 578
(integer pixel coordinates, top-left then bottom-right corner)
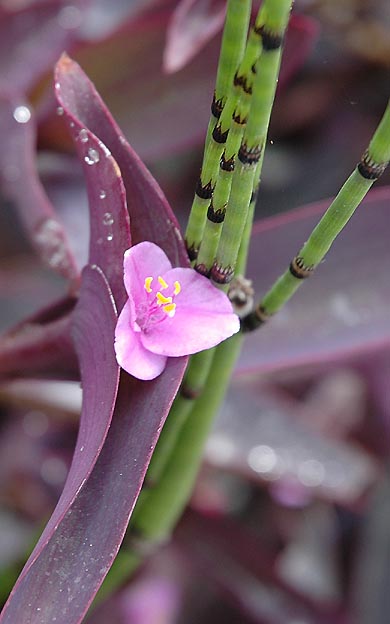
137 275 181 332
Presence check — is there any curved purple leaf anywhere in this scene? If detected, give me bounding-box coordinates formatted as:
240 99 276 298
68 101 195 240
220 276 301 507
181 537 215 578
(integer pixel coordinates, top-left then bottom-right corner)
1 54 190 621
55 71 131 307
0 0 79 94
0 93 79 281
0 264 119 623
55 54 189 271
0 264 187 623
163 0 226 73
239 187 390 374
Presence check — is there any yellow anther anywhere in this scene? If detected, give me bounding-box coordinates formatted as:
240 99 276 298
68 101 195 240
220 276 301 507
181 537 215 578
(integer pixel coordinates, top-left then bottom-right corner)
158 276 168 290
144 276 153 293
173 280 181 295
156 292 172 306
163 303 176 317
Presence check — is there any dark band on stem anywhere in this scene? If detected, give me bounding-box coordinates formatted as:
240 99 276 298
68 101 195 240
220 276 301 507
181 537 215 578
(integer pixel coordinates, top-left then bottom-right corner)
234 72 252 95
212 124 229 144
211 262 234 284
207 201 226 223
241 304 271 332
250 185 259 205
289 256 315 279
180 383 202 400
195 178 214 199
185 240 199 261
211 94 224 119
254 24 283 50
220 153 235 172
238 142 262 165
232 110 247 125
357 150 388 180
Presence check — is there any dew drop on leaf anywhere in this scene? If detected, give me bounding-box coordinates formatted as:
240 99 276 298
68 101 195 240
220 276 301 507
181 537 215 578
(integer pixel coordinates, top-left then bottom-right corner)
84 148 100 165
13 105 31 124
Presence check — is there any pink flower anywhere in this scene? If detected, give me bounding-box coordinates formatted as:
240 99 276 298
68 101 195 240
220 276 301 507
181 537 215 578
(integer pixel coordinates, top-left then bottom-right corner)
114 241 240 380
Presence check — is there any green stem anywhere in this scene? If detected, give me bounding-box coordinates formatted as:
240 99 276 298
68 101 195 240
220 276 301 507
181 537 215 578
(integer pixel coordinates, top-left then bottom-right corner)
242 101 390 330
211 0 293 285
130 334 243 543
184 0 252 260
143 350 215 487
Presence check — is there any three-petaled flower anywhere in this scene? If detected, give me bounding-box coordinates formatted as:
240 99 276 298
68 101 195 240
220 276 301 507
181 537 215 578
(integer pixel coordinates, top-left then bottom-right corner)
114 241 240 380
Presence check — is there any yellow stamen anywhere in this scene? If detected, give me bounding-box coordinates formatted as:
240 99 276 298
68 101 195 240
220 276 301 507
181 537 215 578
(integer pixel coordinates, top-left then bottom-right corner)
144 276 153 293
173 280 181 295
156 292 172 306
163 303 176 317
158 276 168 289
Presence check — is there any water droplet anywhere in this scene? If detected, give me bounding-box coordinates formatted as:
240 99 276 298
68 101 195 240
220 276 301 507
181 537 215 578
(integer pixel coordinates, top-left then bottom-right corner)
69 121 75 128
79 128 88 143
99 190 106 199
13 105 31 123
56 106 64 116
102 212 114 226
248 445 278 475
84 148 100 165
298 459 325 487
55 82 60 90
58 5 82 29
33 218 70 271
106 233 113 241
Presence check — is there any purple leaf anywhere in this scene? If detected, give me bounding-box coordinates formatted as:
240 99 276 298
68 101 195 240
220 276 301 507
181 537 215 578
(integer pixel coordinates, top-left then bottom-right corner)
0 265 119 623
0 1 79 94
0 94 79 281
163 0 226 73
278 14 320 91
1 54 190 621
55 53 188 271
208 382 377 504
55 67 132 307
0 265 187 623
0 296 78 381
239 187 390 374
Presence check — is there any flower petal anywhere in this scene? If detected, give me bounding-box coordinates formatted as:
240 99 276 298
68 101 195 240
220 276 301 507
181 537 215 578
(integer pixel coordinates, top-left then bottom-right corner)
115 299 167 380
141 268 240 356
123 241 172 301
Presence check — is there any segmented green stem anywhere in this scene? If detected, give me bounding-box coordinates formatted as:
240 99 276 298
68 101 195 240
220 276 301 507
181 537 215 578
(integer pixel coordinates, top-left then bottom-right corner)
185 0 251 260
130 335 243 544
211 0 293 285
242 102 390 330
143 350 215 487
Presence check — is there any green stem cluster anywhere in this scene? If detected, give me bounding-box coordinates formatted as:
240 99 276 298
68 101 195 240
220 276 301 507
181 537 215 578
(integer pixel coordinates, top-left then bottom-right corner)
121 3 294 577
184 0 251 260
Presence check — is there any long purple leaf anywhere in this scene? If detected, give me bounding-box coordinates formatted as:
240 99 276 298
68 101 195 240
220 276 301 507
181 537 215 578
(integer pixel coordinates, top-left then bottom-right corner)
55 53 189 271
239 187 390 374
0 265 119 623
0 266 187 623
1 54 189 622
55 71 132 307
0 93 79 281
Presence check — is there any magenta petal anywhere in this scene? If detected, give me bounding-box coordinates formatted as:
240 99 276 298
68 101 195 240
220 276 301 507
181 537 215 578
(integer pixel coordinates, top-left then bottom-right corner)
123 241 172 301
142 268 240 356
115 299 167 380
